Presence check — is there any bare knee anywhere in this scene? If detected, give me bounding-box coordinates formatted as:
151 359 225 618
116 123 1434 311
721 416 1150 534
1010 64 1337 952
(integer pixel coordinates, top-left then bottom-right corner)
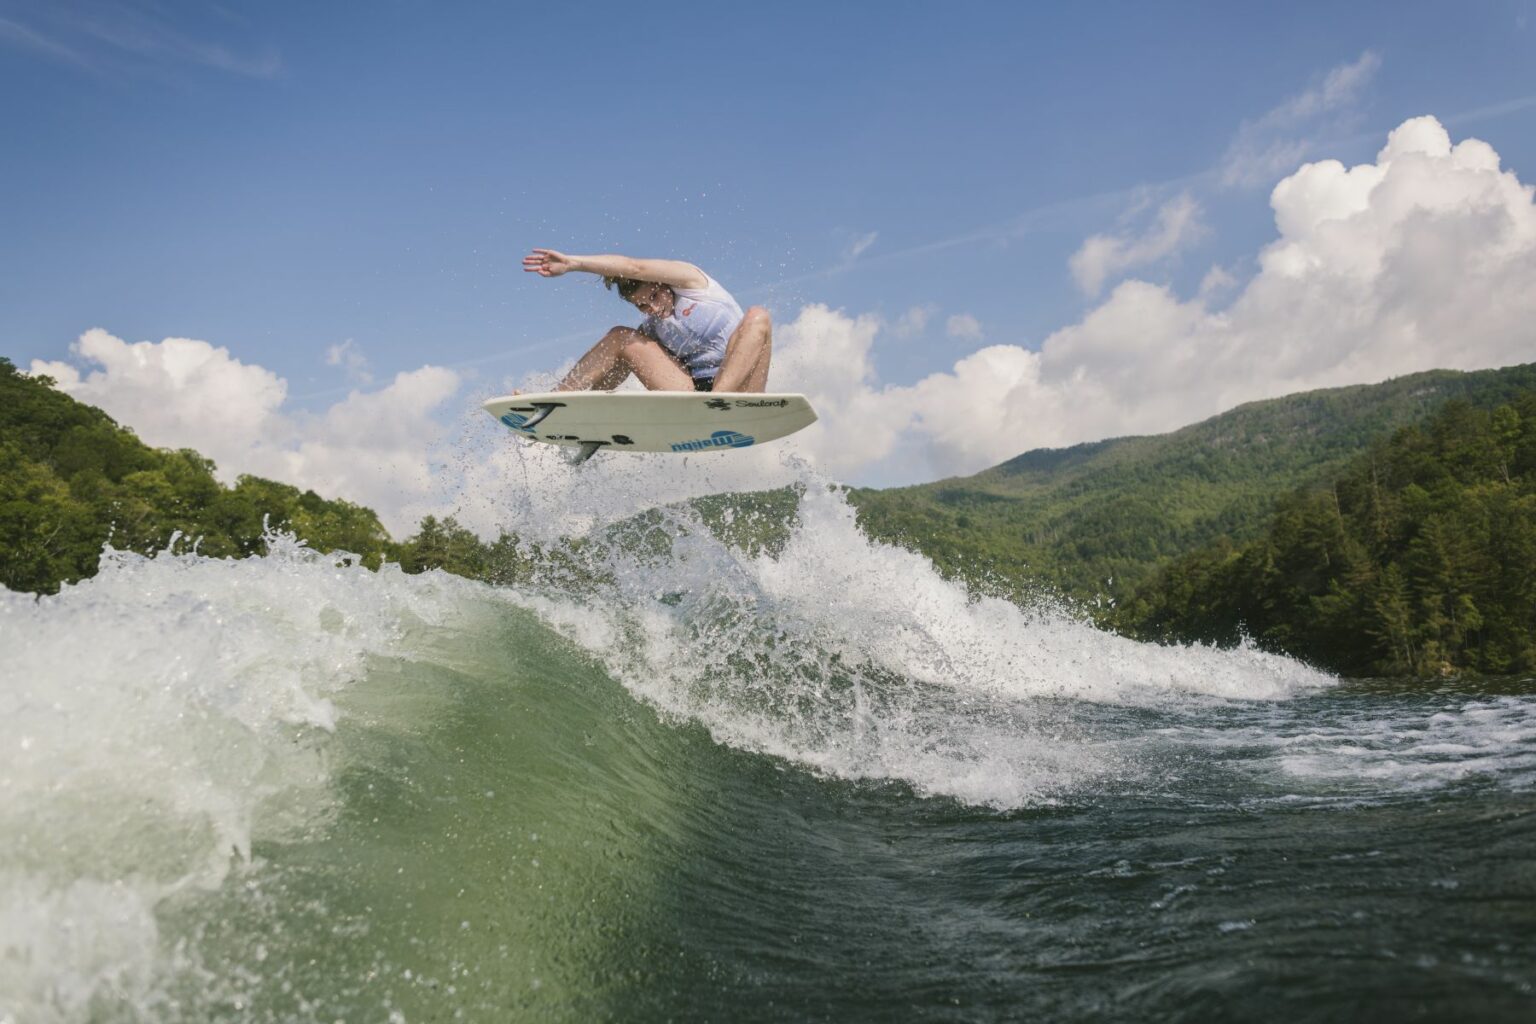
618 334 664 363
601 326 650 355
743 306 771 330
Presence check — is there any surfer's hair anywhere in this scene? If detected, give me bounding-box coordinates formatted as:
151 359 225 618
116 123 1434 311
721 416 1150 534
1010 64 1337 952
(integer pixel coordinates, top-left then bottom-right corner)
603 276 644 299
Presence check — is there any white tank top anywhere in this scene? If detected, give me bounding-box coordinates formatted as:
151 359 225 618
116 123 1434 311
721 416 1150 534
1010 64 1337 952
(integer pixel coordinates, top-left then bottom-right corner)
639 273 743 381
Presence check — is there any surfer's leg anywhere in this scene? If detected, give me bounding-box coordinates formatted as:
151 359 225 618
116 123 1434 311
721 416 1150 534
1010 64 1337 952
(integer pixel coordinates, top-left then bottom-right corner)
714 307 772 392
558 327 693 391
623 337 695 390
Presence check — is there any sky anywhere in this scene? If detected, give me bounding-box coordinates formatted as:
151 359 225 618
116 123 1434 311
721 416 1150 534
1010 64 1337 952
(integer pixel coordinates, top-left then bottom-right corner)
4 0 1536 535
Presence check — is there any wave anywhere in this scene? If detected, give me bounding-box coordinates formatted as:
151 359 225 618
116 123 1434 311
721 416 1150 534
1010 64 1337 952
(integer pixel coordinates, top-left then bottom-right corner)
518 478 1333 808
20 463 1525 1022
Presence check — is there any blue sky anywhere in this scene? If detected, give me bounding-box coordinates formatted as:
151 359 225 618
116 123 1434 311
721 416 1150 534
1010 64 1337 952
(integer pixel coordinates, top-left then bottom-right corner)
5 1 1531 388
5 1 1536 524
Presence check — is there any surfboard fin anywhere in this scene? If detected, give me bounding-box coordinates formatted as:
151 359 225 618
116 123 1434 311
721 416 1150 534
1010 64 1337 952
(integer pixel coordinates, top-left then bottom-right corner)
571 441 607 465
517 402 564 430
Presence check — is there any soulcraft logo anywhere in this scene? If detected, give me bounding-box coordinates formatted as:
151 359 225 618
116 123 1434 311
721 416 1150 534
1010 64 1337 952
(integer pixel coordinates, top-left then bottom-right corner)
500 411 534 431
670 430 756 452
703 398 790 410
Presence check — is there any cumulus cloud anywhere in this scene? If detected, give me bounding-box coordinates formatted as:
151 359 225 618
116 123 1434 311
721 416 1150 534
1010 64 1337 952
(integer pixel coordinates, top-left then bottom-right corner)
32 330 289 456
1069 193 1206 295
1197 264 1238 299
771 116 1536 481
258 365 462 528
30 116 1536 514
32 330 460 535
1220 50 1381 188
772 305 909 477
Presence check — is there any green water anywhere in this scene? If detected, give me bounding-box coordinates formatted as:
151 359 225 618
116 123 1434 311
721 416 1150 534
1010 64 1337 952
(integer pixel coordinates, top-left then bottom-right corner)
150 624 1536 1022
3 504 1533 1022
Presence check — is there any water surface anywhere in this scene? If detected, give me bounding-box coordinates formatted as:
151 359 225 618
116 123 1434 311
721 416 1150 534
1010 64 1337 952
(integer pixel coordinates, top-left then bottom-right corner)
3 481 1532 1022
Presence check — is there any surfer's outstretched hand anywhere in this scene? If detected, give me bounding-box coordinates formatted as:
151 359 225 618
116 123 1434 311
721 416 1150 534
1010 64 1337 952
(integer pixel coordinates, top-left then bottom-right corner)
523 248 576 277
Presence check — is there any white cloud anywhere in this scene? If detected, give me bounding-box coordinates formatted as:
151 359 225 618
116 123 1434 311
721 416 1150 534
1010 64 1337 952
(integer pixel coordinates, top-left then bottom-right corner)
844 230 879 261
1069 193 1206 295
31 330 289 456
30 116 1536 517
772 305 909 477
774 116 1536 481
891 304 937 338
1041 115 1536 443
1198 264 1238 299
325 338 373 385
945 313 983 341
258 366 462 528
32 330 460 535
1220 50 1381 188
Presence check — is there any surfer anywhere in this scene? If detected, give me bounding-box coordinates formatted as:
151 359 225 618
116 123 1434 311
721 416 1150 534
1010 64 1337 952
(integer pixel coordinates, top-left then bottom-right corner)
522 249 771 393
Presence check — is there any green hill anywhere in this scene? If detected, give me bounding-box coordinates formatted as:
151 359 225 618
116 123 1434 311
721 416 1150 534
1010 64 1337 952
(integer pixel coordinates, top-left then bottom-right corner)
1126 389 1536 676
848 363 1536 610
1 357 397 593
0 356 560 594
9 352 1531 678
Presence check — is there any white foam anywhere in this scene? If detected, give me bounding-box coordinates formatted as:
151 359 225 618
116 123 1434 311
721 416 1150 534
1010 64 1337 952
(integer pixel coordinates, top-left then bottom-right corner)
0 463 1523 1019
1273 696 1536 792
0 534 488 1024
0 876 161 1023
513 472 1336 809
1150 693 1536 801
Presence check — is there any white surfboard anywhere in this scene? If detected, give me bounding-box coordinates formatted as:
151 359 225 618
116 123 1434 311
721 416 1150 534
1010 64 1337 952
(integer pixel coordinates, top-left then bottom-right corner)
482 391 818 462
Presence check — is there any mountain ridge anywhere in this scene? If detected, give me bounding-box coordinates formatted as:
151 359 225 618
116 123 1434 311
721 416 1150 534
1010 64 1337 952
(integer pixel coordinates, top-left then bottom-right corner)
849 363 1536 607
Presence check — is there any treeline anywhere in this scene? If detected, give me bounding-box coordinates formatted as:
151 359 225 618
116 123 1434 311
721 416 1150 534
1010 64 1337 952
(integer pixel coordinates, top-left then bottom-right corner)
1120 393 1536 676
0 358 523 593
0 356 739 597
8 354 1534 678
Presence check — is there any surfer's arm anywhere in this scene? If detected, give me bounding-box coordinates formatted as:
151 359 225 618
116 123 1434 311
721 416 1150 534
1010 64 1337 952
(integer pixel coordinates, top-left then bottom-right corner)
523 249 708 289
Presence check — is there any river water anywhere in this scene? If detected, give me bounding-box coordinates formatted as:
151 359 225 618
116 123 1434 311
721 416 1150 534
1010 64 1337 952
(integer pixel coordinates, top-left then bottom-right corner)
3 466 1533 1022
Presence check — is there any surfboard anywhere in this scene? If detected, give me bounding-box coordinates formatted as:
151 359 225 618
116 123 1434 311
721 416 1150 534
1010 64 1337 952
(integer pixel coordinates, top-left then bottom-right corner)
482 391 818 462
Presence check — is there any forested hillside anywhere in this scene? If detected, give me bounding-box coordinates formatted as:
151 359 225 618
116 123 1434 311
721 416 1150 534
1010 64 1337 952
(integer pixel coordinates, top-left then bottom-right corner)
0 357 401 592
1123 392 1536 676
8 355 1532 678
848 364 1536 610
0 358 493 593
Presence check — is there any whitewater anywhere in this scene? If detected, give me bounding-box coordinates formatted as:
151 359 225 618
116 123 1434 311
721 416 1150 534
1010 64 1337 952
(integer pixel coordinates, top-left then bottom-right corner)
3 450 1533 1022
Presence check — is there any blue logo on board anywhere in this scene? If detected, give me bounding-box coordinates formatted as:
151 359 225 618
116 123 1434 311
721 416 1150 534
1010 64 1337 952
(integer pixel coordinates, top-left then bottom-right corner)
671 430 755 452
500 411 534 432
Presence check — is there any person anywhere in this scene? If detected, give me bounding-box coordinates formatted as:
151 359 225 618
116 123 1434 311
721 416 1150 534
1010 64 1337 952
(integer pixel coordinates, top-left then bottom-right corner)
522 248 772 393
